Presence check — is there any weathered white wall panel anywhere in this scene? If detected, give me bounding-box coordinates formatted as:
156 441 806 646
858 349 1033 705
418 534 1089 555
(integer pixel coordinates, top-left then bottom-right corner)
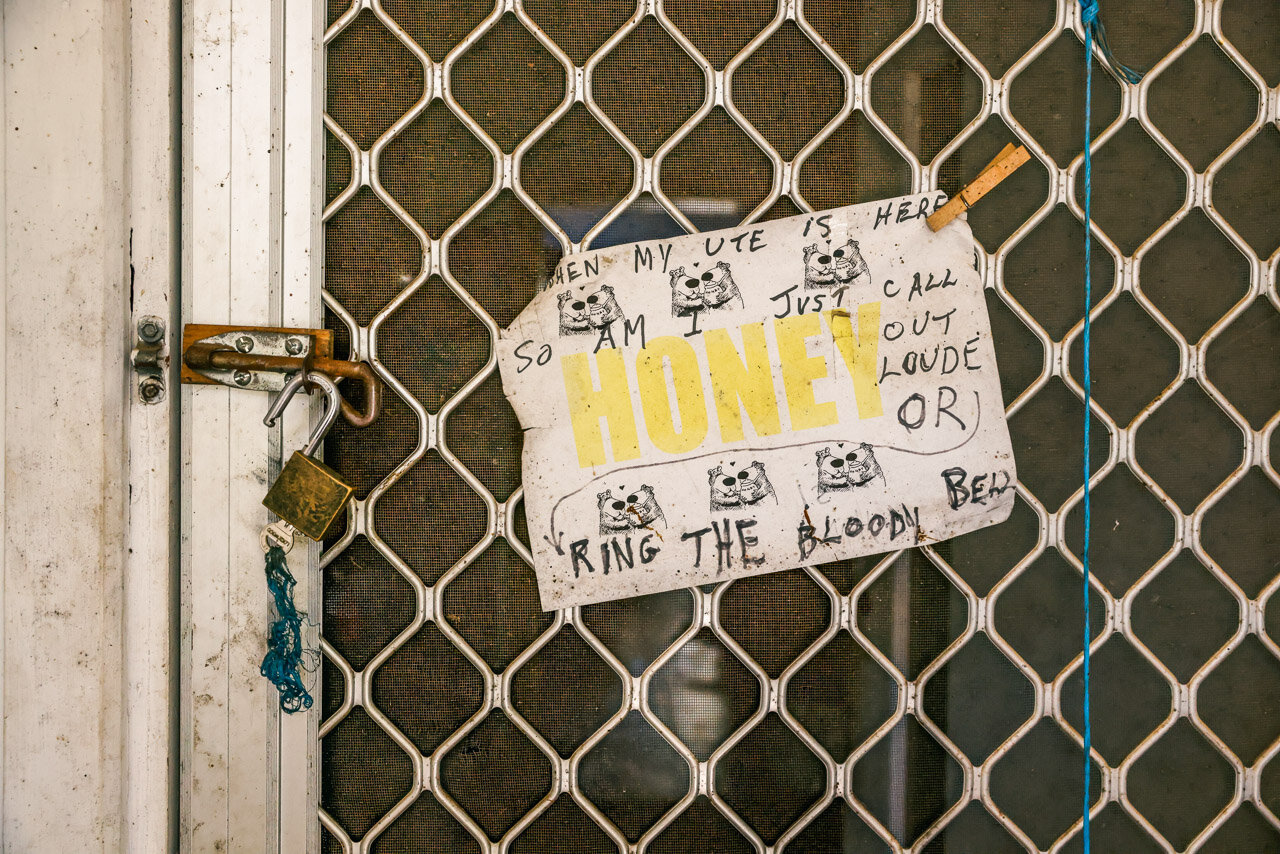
3 0 129 849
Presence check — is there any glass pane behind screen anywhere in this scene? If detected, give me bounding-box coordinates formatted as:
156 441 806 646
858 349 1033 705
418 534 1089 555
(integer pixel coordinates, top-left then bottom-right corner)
319 1 1280 851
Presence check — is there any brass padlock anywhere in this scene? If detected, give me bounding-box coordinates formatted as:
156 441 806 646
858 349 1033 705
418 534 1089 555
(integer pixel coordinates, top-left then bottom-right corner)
262 371 353 541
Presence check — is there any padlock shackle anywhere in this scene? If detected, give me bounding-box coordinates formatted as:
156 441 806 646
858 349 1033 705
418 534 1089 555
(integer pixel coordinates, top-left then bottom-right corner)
263 371 342 456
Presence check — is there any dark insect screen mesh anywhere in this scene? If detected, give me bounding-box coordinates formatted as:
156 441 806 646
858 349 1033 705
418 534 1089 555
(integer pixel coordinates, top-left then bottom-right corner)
319 1 1280 851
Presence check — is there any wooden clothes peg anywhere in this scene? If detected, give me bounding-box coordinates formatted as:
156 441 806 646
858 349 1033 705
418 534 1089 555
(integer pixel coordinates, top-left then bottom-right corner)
927 143 1031 232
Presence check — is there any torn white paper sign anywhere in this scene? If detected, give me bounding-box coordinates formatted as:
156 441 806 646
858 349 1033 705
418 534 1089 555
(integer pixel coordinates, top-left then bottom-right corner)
497 192 1016 610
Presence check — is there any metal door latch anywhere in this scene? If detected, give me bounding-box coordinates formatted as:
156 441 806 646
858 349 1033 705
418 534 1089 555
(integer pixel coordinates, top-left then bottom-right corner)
181 324 382 427
132 315 169 404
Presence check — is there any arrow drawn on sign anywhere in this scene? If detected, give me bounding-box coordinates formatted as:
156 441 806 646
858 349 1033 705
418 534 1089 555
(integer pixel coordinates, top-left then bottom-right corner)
544 391 984 555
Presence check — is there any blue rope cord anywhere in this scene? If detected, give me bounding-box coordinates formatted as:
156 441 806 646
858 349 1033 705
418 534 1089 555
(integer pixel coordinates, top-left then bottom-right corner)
1081 9 1095 839
260 545 314 713
1080 0 1145 86
1078 2 1144 849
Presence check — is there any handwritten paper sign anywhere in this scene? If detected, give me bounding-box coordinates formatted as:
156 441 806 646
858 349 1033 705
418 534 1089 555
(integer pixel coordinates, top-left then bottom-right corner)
497 192 1016 610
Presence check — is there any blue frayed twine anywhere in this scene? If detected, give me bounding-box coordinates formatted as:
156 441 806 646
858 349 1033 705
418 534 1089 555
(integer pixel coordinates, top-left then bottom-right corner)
1081 8 1096 845
1078 1 1142 851
1080 0 1144 85
260 545 314 713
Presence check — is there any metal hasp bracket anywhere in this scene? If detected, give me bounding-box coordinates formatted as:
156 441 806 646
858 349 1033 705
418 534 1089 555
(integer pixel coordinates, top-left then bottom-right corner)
181 323 382 427
132 315 169 404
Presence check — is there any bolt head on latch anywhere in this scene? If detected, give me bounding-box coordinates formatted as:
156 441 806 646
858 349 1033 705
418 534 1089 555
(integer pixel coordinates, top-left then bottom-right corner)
137 316 165 344
234 336 255 353
233 369 253 386
138 376 165 404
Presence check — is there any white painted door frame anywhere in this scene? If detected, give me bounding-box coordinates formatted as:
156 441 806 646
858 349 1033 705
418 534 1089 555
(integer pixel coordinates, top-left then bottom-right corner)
5 0 323 849
4 0 329 850
2 0 194 849
180 0 323 851
126 0 181 849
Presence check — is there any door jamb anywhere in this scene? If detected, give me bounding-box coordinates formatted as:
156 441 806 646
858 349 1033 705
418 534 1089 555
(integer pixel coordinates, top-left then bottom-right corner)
125 0 182 849
179 0 323 850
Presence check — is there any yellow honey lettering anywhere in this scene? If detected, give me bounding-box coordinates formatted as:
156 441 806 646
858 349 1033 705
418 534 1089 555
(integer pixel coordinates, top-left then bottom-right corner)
561 349 641 467
635 336 709 454
560 305 883 468
773 313 839 431
703 323 782 442
824 303 883 419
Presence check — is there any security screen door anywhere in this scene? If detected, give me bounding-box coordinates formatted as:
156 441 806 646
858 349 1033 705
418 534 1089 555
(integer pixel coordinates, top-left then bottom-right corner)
315 1 1280 851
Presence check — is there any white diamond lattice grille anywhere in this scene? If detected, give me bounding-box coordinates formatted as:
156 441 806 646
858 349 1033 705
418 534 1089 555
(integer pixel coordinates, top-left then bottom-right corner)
316 1 1280 851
